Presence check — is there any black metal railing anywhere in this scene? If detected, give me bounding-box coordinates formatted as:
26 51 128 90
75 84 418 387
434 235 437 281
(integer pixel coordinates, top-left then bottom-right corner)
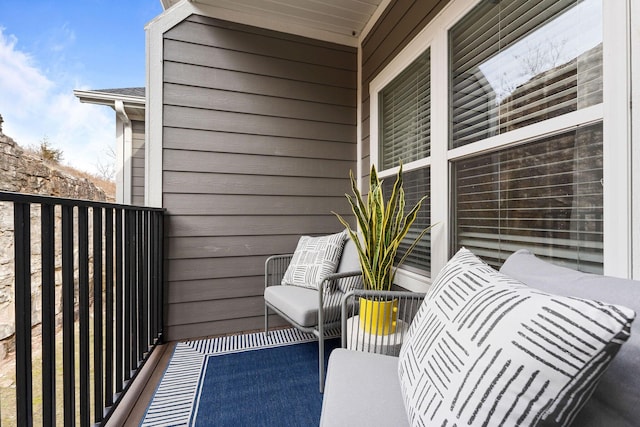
0 191 164 426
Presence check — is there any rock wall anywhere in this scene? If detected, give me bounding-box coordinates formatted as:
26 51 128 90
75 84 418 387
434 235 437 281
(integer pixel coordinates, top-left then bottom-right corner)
0 130 110 360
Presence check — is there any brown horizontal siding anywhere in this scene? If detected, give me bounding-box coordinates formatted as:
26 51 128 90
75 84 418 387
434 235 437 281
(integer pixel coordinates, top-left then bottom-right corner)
163 128 355 160
164 194 351 216
162 15 357 340
163 149 352 177
163 39 354 89
164 83 355 125
166 215 340 238
167 235 299 260
167 14 356 71
164 62 355 107
167 295 265 326
168 256 266 282
168 276 264 304
163 106 354 142
163 172 350 196
131 120 145 205
165 315 288 342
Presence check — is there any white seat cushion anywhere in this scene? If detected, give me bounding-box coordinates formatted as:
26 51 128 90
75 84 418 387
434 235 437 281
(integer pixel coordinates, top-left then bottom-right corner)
264 285 320 327
320 349 409 427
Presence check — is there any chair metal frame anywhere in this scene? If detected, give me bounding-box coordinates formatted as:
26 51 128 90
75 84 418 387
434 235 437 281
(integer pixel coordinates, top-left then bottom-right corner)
264 254 362 392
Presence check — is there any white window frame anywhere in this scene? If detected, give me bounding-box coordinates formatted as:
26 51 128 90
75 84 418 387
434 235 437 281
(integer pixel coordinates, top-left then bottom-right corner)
368 0 632 291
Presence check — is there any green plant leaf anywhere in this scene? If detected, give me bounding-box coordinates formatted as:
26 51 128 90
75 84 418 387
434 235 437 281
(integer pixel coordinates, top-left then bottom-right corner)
334 164 435 291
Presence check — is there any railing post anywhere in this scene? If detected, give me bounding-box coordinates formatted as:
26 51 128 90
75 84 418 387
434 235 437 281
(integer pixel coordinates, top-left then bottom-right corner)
115 208 124 395
141 211 149 356
124 209 132 381
149 212 156 343
14 202 33 427
78 206 90 426
93 207 104 422
158 211 164 340
62 204 75 426
41 203 56 427
105 207 114 408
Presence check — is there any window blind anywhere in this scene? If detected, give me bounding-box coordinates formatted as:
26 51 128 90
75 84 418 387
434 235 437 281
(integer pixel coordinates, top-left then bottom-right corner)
382 167 431 274
452 122 603 274
379 50 430 169
449 0 602 148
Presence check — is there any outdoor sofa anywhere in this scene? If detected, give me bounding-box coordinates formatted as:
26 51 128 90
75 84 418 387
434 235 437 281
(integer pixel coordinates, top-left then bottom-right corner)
320 249 639 426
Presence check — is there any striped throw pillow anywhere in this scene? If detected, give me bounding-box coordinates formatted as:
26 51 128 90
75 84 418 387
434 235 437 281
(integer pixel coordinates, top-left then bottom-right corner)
398 247 635 427
281 230 348 290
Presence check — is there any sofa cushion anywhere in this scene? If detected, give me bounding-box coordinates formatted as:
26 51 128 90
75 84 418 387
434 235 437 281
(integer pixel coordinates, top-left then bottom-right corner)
501 249 640 427
398 248 635 427
282 230 347 290
320 349 409 427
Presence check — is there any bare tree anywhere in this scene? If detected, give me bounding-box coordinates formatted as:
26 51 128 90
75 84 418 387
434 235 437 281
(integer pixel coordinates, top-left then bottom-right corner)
95 145 116 181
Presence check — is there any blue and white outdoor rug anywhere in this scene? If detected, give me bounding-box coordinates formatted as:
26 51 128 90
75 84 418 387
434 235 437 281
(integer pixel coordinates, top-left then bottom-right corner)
141 328 339 426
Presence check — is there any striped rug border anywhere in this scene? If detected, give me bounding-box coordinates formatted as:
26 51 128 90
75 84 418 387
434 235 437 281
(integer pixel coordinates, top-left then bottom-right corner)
140 328 337 426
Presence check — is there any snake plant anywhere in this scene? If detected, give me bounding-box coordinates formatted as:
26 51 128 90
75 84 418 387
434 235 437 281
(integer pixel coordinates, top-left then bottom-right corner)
334 164 433 291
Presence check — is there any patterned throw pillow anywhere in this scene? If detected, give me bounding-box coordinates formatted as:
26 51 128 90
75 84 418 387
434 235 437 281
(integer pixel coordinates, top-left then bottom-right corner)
398 248 635 427
281 230 348 290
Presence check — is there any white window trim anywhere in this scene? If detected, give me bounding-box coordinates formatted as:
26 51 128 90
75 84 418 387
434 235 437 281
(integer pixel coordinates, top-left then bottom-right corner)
632 0 640 279
603 1 632 278
368 0 632 288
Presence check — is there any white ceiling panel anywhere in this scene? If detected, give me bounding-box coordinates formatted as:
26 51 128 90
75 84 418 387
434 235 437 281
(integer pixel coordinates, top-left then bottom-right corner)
161 0 387 42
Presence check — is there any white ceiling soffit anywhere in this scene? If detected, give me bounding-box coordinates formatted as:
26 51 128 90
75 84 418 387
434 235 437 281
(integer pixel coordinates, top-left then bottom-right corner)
160 0 387 44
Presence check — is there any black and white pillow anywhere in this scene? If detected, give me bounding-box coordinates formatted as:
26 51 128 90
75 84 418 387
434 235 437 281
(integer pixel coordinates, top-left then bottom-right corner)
398 248 635 427
281 230 348 290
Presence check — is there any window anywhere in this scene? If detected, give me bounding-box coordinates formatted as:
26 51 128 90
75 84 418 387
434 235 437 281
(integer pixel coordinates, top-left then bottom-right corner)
449 0 602 148
449 0 603 273
379 50 431 168
382 167 431 273
377 50 431 274
368 0 622 289
452 123 603 274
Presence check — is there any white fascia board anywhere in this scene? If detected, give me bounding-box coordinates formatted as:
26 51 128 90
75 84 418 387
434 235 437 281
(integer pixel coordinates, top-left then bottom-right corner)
74 90 145 106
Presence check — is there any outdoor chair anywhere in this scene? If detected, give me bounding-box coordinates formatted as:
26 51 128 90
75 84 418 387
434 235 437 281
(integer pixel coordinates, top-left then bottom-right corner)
264 236 363 392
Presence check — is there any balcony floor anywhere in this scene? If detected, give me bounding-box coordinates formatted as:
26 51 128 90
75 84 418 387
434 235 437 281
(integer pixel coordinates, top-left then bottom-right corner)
107 342 176 426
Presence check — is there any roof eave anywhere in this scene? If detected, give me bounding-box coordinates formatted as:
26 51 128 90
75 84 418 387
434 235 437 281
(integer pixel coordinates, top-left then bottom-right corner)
73 89 146 108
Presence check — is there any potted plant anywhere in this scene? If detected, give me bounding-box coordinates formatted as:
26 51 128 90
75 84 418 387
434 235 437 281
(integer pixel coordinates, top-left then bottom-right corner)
334 164 433 335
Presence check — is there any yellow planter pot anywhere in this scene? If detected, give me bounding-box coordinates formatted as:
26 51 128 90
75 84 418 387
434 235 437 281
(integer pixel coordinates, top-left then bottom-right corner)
359 297 399 335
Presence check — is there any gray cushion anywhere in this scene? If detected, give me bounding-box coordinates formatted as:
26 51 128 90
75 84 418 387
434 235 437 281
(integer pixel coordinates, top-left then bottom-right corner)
281 230 347 290
335 238 363 292
501 249 640 427
398 248 634 426
320 349 409 427
264 285 320 327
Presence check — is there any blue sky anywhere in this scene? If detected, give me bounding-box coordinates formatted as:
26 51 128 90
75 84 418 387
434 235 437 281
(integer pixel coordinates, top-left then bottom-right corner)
0 0 163 174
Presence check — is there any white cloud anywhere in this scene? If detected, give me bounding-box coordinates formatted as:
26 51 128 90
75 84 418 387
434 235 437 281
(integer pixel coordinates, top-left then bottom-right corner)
0 28 53 118
0 27 114 175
